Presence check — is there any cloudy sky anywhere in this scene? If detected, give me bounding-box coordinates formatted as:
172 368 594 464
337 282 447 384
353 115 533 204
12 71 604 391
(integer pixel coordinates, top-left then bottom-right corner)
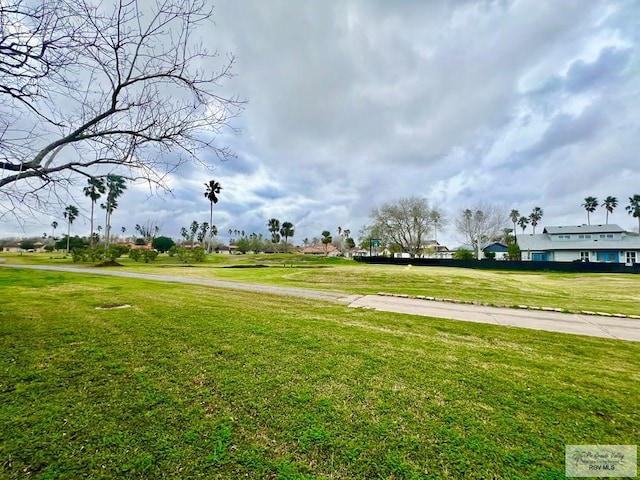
3 0 640 246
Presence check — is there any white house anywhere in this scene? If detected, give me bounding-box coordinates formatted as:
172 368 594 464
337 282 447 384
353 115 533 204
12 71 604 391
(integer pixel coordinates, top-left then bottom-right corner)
517 224 640 264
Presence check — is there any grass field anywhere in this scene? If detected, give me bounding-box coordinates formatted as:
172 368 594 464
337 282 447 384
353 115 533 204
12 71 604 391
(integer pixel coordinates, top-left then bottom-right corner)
1 265 638 479
3 251 640 315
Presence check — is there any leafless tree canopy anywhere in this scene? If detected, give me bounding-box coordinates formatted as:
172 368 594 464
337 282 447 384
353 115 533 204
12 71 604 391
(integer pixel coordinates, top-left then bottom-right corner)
454 202 508 258
0 0 243 214
369 196 442 258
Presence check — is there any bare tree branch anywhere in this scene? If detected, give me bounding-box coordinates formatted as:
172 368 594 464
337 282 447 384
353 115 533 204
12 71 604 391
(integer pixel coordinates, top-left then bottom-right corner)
0 0 244 215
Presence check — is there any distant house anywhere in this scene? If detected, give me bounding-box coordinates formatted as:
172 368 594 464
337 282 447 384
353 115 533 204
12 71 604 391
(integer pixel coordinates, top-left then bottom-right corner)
517 224 640 264
483 242 509 260
301 244 339 256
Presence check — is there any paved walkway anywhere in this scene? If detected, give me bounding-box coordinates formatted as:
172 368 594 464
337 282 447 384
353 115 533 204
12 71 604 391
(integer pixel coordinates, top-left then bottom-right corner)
349 295 640 342
3 264 638 342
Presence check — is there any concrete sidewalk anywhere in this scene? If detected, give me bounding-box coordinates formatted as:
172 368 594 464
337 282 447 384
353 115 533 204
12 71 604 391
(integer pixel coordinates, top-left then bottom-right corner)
348 295 640 342
3 263 638 341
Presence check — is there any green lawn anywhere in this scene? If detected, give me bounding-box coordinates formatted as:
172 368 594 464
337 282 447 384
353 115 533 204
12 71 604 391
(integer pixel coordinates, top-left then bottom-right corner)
1 268 638 479
4 252 640 315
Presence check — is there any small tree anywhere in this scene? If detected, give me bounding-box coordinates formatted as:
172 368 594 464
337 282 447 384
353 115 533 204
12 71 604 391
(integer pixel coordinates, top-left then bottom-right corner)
507 243 521 261
152 236 176 253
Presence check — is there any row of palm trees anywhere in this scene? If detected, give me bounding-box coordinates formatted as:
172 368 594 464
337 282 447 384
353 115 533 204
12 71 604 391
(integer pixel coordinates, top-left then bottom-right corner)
509 207 544 238
267 218 295 252
581 195 640 230
509 194 640 239
55 175 128 253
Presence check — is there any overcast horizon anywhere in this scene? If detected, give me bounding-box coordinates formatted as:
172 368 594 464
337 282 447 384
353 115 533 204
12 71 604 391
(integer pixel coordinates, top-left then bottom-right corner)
2 0 639 247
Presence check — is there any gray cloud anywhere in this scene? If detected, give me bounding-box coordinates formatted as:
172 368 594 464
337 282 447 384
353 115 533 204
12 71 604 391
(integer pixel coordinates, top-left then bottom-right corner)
4 0 640 245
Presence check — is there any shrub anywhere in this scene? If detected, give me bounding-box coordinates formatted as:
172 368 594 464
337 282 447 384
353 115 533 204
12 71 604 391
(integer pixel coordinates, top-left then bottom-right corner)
107 245 129 261
191 247 206 263
129 249 142 262
508 243 522 261
453 248 474 260
142 249 158 263
152 236 175 253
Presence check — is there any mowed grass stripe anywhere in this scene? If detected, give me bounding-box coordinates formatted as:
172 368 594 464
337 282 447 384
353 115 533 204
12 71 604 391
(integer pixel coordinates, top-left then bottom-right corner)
3 252 640 315
0 269 638 479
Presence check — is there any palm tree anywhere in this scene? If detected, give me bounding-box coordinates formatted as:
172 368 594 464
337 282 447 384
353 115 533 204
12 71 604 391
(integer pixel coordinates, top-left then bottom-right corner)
50 221 58 240
280 222 294 253
517 216 529 234
204 180 222 253
101 174 127 249
268 218 281 245
529 207 543 234
83 176 106 248
581 196 598 225
601 196 618 224
63 205 79 253
626 194 640 233
321 230 332 255
509 209 520 241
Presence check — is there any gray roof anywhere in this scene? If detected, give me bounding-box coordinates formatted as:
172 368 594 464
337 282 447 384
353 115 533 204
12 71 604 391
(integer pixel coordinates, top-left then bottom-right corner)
518 233 640 252
543 224 625 234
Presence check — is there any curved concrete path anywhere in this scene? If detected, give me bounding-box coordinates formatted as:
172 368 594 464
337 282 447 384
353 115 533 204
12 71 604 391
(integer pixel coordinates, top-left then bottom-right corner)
2 264 638 342
349 295 640 342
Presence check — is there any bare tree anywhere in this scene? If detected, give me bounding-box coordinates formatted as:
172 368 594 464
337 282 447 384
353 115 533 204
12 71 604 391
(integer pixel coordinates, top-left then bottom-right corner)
455 202 508 259
0 0 243 216
368 197 439 258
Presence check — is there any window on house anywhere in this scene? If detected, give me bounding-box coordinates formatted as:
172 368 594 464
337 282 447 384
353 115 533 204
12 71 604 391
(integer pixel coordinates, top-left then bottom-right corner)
578 234 592 239
580 251 590 261
599 234 606 238
557 235 571 240
626 252 637 265
606 234 614 239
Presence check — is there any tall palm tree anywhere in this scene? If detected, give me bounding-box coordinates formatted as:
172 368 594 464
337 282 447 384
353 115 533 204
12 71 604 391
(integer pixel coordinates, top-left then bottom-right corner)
626 194 640 233
529 207 543 234
63 205 79 253
204 180 222 253
268 218 281 245
50 221 58 241
280 222 294 253
101 174 127 249
581 196 598 225
517 216 529 234
83 177 106 248
601 196 618 224
509 209 520 242
321 230 332 255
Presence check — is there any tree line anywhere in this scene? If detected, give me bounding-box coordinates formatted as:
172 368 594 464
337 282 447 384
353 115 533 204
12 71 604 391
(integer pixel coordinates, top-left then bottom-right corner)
359 193 640 259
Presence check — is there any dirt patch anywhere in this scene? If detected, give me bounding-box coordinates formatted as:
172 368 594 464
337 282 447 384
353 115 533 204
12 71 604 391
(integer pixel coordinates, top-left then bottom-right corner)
223 264 269 268
95 260 124 267
95 304 131 310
